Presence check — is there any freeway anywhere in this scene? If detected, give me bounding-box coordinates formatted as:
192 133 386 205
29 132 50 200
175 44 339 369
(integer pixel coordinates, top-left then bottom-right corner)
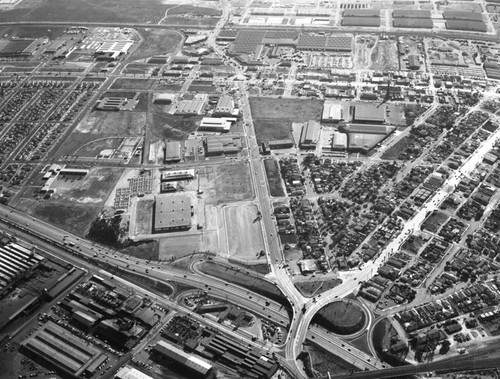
331 339 500 379
307 325 387 371
0 205 291 327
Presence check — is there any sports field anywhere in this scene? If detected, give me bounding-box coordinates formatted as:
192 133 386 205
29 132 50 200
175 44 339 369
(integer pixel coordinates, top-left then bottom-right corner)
224 203 265 259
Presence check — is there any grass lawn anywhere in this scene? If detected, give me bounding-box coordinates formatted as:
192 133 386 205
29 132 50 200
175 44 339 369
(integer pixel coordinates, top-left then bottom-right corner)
121 240 158 260
313 300 366 335
295 278 342 297
305 343 360 376
198 261 290 308
249 97 323 144
264 158 286 197
129 28 182 61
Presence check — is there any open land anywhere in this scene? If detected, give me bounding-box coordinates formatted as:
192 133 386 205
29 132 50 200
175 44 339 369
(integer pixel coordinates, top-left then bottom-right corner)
250 97 323 144
128 29 183 61
0 0 168 23
224 203 265 260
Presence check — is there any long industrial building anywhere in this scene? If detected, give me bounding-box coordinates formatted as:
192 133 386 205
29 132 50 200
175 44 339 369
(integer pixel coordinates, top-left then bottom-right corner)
353 103 386 123
0 243 44 296
153 340 213 377
21 321 108 378
198 117 232 132
154 194 192 232
299 120 320 149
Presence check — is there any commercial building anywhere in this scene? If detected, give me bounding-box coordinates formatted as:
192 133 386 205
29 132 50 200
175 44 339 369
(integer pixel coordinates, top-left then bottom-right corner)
198 117 232 132
154 194 192 232
299 120 320 149
353 103 386 124
95 97 137 111
95 40 133 60
153 93 176 105
153 340 212 377
165 141 182 163
205 135 242 156
214 95 236 116
176 94 208 115
115 365 154 379
332 131 348 150
322 102 343 123
408 54 421 70
161 169 195 182
267 139 294 150
21 321 108 378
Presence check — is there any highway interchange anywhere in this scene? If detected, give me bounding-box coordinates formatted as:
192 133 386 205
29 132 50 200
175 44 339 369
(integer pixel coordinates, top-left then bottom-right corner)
3 2 500 378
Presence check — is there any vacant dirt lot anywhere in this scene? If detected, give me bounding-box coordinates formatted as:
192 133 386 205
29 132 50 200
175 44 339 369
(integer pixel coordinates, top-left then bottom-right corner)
15 167 123 236
224 203 265 260
56 111 146 157
370 39 399 71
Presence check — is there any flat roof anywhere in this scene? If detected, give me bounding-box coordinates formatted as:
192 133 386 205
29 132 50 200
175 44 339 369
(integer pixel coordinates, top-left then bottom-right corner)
154 340 212 375
354 103 386 123
21 321 104 376
115 366 154 379
322 102 342 121
154 195 191 230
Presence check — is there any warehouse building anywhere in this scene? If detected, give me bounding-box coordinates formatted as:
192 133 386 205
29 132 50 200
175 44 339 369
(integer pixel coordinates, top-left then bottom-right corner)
0 243 44 297
153 93 176 104
176 94 208 115
322 101 343 123
21 321 108 378
161 169 195 182
353 103 386 123
154 194 192 232
332 131 348 150
153 340 213 378
299 120 320 149
214 95 237 116
267 139 294 150
205 135 242 156
198 117 232 132
165 141 182 163
115 365 154 379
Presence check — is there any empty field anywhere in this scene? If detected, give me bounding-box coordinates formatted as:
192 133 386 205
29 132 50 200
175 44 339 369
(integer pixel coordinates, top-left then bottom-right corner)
214 161 254 204
129 28 182 61
135 199 154 235
224 203 265 259
370 39 399 71
250 97 323 144
422 210 450 233
0 0 167 23
110 78 156 90
56 112 146 157
158 234 203 260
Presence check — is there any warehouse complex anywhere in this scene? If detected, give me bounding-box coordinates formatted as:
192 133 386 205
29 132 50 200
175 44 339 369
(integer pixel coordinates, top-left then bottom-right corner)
21 321 109 378
299 120 321 149
153 340 213 378
0 243 44 297
154 194 192 232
